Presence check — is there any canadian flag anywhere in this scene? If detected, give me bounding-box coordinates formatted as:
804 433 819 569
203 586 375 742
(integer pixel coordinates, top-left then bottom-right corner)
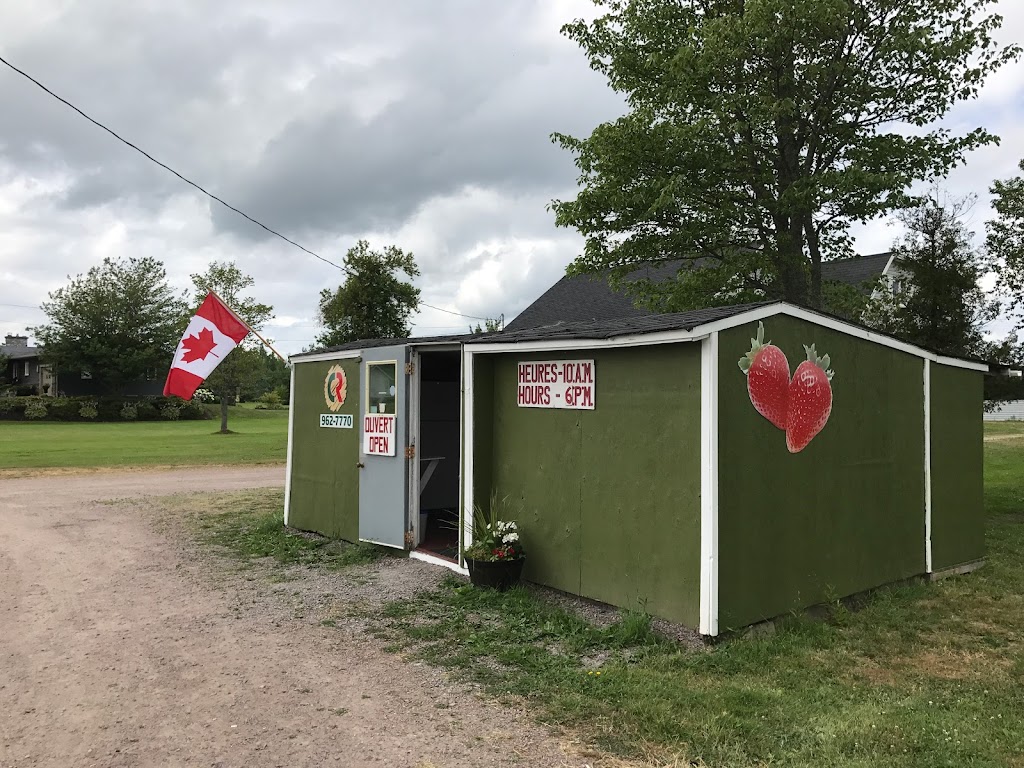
164 293 250 400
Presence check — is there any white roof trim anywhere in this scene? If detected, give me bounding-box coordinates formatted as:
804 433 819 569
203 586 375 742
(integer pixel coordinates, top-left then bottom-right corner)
468 329 709 354
290 349 362 364
465 303 988 372
408 342 463 351
291 340 466 364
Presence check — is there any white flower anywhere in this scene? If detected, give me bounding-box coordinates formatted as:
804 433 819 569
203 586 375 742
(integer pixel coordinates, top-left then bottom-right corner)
502 532 519 543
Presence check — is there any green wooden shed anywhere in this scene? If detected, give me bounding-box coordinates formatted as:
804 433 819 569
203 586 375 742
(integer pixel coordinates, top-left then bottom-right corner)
285 301 987 636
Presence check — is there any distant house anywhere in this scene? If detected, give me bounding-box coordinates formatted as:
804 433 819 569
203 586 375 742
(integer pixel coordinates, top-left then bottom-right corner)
0 333 162 397
985 400 1024 421
1 335 54 395
507 252 898 331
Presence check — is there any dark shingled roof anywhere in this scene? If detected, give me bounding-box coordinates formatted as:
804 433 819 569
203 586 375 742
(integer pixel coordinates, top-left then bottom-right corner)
505 252 893 332
820 251 893 286
0 343 42 360
466 302 773 344
291 300 989 369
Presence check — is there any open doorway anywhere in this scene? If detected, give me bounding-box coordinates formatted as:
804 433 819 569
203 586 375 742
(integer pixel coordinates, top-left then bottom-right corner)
414 350 462 561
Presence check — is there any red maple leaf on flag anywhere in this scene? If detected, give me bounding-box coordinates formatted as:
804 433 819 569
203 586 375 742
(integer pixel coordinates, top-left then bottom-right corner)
180 327 219 363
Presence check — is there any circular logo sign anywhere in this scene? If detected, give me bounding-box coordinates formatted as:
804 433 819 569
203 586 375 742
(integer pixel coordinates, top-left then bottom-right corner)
324 365 348 411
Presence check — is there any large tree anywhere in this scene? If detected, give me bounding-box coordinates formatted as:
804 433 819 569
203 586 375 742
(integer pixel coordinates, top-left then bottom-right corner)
551 0 1018 312
316 240 421 347
986 158 1024 324
191 262 274 433
862 196 996 358
32 256 187 394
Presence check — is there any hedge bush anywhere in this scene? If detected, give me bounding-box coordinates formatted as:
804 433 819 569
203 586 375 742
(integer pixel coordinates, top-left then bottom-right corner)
0 395 212 422
24 400 48 419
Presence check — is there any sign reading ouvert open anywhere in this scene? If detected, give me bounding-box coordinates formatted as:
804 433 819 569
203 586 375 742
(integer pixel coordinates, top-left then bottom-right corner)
516 360 596 410
363 414 397 455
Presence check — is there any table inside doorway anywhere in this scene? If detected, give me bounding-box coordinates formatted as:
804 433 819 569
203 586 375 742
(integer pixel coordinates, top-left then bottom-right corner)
419 456 445 494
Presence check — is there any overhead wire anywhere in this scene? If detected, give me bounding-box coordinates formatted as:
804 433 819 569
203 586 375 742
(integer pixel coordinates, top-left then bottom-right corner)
0 53 345 273
0 53 503 324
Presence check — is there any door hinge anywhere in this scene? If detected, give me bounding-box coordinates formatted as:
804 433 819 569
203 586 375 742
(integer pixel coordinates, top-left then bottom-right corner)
405 362 415 375
405 445 416 459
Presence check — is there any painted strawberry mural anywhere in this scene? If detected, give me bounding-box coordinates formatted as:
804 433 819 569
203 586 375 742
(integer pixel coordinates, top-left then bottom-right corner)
786 344 834 453
738 324 836 453
738 321 791 430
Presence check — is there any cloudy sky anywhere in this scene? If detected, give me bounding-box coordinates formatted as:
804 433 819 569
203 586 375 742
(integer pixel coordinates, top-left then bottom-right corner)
1 1 1022 355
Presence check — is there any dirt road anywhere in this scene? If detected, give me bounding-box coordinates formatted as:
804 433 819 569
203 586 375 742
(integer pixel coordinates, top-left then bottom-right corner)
0 468 591 768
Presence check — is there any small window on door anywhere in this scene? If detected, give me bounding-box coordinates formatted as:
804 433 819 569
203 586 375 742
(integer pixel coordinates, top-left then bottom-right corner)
366 362 397 414
24 361 30 376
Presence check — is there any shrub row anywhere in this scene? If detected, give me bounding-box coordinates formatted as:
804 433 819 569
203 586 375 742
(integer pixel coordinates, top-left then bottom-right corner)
0 395 212 422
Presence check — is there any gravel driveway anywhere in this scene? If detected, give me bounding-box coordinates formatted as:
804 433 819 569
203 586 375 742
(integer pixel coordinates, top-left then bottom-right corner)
0 467 613 768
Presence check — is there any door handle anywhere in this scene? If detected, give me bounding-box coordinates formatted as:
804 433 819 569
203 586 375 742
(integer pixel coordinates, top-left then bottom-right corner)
357 462 365 469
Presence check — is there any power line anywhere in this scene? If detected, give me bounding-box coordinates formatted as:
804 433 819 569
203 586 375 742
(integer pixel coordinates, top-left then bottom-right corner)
0 302 43 309
0 54 505 325
419 302 491 321
0 53 344 271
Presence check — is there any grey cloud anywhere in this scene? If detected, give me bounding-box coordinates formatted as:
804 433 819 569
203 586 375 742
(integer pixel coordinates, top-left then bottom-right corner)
1 0 621 241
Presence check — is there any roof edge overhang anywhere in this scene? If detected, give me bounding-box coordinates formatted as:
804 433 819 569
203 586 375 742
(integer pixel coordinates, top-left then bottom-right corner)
466 302 989 372
287 302 988 372
289 338 472 364
289 349 363 364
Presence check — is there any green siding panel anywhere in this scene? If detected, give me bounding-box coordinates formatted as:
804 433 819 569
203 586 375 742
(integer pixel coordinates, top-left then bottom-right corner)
482 345 702 627
717 317 927 631
929 363 985 570
288 359 361 540
471 355 495 541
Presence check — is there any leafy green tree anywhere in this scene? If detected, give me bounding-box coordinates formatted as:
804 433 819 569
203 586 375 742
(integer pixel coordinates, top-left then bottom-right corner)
191 262 274 433
32 256 187 394
316 240 421 347
862 196 996 358
0 350 10 387
238 346 291 402
551 0 1018 313
470 318 503 334
982 332 1024 405
986 158 1024 323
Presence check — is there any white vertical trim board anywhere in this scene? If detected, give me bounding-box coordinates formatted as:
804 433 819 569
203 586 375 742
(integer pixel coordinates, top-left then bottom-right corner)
283 362 297 526
924 359 933 573
699 332 720 636
461 347 476 565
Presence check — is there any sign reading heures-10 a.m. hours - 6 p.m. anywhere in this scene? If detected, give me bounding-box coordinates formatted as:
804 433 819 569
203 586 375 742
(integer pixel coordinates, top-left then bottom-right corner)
517 360 595 410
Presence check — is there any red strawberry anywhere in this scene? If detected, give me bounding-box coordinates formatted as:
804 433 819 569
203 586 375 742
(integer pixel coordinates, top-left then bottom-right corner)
738 321 790 430
786 344 834 453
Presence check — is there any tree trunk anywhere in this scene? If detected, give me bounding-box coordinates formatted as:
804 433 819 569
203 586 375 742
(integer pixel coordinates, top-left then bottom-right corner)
805 215 823 310
777 221 809 306
219 397 229 434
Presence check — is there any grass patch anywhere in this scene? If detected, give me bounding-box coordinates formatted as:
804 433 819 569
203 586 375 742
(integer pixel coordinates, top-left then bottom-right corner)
169 488 385 570
982 420 1024 436
0 406 287 471
369 428 1024 767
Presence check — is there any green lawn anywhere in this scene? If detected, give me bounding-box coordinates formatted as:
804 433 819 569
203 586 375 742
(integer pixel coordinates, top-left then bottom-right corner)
0 406 288 471
174 421 1024 766
983 419 1024 436
366 425 1024 767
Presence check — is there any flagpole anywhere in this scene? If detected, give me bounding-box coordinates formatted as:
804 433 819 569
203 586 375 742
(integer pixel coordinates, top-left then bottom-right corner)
209 291 289 365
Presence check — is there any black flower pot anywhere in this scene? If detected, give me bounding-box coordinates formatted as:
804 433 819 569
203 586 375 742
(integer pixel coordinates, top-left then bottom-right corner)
466 556 525 591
